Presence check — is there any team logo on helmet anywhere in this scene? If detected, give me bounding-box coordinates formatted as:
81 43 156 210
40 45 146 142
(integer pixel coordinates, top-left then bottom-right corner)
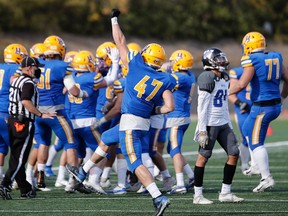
245 35 251 43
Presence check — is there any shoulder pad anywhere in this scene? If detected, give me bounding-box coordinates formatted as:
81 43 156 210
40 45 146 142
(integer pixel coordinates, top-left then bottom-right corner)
197 71 216 93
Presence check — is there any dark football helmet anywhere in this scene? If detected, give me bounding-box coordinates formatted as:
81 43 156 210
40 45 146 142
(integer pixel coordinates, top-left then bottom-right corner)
202 48 229 72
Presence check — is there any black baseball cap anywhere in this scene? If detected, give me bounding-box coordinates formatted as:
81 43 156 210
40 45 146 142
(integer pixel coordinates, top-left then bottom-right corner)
21 56 45 68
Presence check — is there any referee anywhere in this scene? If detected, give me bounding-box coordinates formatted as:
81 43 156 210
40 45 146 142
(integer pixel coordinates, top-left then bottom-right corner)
0 56 56 200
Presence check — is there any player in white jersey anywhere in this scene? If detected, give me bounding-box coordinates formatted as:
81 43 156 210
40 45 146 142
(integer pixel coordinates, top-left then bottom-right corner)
193 48 244 204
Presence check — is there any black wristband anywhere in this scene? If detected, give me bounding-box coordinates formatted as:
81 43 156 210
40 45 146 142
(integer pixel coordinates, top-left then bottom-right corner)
234 99 241 107
39 113 43 118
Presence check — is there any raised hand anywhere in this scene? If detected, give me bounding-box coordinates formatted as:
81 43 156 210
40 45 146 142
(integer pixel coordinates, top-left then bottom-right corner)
108 47 120 64
111 9 120 18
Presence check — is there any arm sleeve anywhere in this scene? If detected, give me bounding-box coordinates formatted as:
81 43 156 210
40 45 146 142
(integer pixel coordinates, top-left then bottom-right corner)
197 89 211 131
196 71 216 131
103 64 119 86
21 82 35 100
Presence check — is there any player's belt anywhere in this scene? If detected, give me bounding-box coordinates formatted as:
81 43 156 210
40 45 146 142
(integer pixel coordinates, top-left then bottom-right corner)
253 98 281 107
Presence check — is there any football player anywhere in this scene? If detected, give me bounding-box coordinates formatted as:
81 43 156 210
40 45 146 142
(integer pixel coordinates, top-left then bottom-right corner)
166 49 196 194
229 32 288 192
111 9 176 215
228 67 260 175
34 35 88 192
66 49 119 194
193 48 244 204
94 41 120 188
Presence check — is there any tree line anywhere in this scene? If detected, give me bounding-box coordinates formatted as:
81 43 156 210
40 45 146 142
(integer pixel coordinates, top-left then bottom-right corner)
0 0 287 42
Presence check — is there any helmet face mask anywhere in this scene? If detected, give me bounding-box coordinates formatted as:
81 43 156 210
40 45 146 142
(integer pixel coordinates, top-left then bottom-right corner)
202 48 229 72
141 43 166 69
241 32 266 55
169 49 194 72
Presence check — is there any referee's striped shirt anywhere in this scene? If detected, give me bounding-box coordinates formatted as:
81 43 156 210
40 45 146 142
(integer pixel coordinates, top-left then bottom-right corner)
9 74 39 121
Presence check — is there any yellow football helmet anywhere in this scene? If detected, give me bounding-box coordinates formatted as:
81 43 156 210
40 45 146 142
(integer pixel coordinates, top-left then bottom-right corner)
169 49 194 72
30 43 46 58
119 60 128 77
43 35 66 59
95 42 116 67
127 42 141 52
241 32 266 55
73 50 95 72
4 43 28 64
141 43 166 69
64 51 78 63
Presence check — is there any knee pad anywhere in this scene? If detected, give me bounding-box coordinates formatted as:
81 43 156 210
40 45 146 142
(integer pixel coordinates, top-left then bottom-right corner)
228 145 240 156
200 149 212 159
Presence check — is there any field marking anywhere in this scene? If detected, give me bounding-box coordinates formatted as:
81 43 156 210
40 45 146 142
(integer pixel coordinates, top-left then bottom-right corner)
50 141 288 171
1 209 288 214
7 196 288 202
163 141 288 158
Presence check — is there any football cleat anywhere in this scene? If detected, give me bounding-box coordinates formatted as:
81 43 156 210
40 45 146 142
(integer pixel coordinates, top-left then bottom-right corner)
243 166 260 176
219 193 244 203
44 166 56 177
55 179 68 187
153 195 170 216
167 185 187 195
126 181 142 192
193 195 213 204
20 189 36 199
162 177 176 192
86 181 106 195
65 178 77 193
253 176 275 193
155 174 163 182
137 185 148 194
74 182 93 194
106 185 127 195
0 185 12 200
100 178 111 188
65 164 87 182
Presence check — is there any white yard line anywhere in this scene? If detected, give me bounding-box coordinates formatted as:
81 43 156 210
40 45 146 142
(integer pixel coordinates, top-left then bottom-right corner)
163 141 288 158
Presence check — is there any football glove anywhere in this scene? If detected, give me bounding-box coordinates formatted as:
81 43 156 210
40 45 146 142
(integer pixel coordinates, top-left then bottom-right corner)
107 47 120 64
93 117 107 129
111 9 121 18
235 99 250 113
198 131 209 148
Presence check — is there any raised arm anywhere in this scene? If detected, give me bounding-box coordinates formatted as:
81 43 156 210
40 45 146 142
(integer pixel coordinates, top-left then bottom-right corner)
111 9 129 68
